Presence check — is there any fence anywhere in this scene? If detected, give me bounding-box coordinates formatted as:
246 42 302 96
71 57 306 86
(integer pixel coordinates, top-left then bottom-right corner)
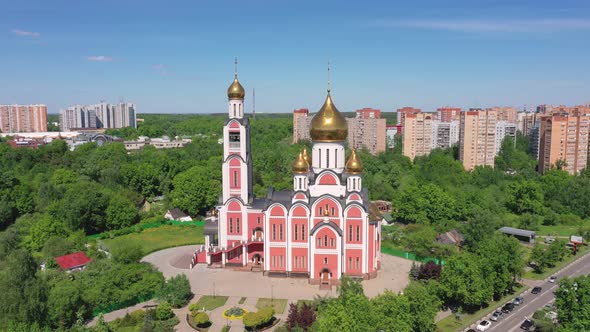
381 245 445 265
91 292 155 317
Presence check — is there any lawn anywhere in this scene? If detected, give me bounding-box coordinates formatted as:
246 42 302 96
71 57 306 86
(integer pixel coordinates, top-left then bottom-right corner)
537 224 585 237
194 295 229 311
256 298 288 314
103 224 204 255
238 297 247 304
436 285 527 332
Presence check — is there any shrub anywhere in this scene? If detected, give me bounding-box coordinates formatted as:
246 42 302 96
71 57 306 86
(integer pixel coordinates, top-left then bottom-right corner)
243 312 261 328
156 274 193 308
225 306 245 317
418 261 442 280
156 302 174 321
258 306 275 325
193 312 210 326
188 303 200 313
286 303 316 331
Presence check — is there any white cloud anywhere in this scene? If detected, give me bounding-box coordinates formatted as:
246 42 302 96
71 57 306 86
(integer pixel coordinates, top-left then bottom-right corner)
86 55 113 62
373 18 590 33
152 64 169 76
12 29 40 37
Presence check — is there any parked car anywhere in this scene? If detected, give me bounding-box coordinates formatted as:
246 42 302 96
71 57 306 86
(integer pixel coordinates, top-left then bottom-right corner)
532 286 543 294
549 276 557 283
520 318 535 330
490 310 503 321
476 320 492 331
467 330 477 332
502 302 515 313
513 296 525 305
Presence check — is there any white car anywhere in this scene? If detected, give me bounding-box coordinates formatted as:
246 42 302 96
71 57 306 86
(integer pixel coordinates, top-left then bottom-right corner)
549 276 557 283
477 320 492 331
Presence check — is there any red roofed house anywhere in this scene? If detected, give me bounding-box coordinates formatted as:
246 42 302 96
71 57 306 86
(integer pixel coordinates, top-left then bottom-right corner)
55 251 92 272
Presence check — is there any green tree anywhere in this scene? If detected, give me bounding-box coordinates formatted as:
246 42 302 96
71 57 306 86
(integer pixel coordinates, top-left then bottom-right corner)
110 241 143 264
156 274 193 308
155 302 174 321
371 291 413 332
506 181 543 215
105 194 139 230
170 165 221 216
47 278 87 329
555 276 590 331
440 252 493 310
477 234 524 298
404 282 440 332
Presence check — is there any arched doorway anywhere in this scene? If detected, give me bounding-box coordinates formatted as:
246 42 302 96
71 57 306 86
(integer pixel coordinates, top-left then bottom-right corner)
320 268 331 284
253 227 263 241
252 253 263 266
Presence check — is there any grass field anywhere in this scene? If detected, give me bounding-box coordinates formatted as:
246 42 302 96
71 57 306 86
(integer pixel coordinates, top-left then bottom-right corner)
194 295 229 311
238 297 246 304
103 224 204 255
537 224 585 237
436 285 527 332
256 298 288 314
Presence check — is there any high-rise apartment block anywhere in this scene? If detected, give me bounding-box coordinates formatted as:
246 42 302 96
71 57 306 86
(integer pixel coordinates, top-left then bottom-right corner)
60 102 136 131
459 109 498 170
432 120 460 150
347 108 386 155
0 104 47 133
538 113 590 174
495 121 517 153
386 125 401 149
401 112 434 160
397 107 421 126
517 112 539 136
436 107 461 122
489 106 518 124
293 107 386 155
292 108 311 143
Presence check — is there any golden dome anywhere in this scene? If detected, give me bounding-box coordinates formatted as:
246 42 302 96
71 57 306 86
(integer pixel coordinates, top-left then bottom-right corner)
302 147 310 165
310 92 348 142
346 149 363 174
227 75 245 100
292 152 309 174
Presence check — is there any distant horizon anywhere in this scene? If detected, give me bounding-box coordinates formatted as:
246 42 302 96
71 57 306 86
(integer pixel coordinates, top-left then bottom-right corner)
2 0 589 113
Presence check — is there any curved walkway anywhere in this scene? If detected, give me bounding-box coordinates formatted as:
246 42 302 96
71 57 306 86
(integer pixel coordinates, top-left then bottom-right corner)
88 245 413 331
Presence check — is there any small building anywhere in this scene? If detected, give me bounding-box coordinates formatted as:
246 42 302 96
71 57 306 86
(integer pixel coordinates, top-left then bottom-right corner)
164 208 193 222
55 252 92 272
499 227 536 244
437 229 464 247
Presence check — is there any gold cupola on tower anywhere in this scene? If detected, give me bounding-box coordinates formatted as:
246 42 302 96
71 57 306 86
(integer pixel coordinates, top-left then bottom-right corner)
292 151 310 173
345 149 363 174
227 58 246 99
302 147 311 165
309 63 348 142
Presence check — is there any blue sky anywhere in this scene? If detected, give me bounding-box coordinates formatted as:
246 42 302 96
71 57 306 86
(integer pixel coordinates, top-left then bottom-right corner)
1 0 589 114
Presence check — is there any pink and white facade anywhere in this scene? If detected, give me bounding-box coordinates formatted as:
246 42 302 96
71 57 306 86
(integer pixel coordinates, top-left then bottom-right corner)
198 71 381 286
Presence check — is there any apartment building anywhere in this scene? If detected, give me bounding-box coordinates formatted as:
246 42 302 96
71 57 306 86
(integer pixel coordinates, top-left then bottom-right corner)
436 107 461 122
292 108 311 143
459 109 498 170
60 102 136 131
432 120 460 149
538 113 590 174
402 112 434 160
0 104 47 133
495 121 517 153
488 106 518 124
517 112 539 136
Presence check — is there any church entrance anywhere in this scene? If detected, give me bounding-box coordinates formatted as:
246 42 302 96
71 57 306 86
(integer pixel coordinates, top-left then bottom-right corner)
320 269 330 284
252 254 262 266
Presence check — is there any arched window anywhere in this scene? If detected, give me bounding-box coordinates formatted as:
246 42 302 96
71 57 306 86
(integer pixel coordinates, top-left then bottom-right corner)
318 149 322 166
326 149 330 168
335 149 338 167
324 235 328 247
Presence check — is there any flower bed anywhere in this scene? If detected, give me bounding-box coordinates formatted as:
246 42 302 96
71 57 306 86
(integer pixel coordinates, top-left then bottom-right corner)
222 306 246 320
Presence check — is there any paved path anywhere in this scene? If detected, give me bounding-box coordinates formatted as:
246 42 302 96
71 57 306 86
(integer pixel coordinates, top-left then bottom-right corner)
472 250 590 332
90 245 412 331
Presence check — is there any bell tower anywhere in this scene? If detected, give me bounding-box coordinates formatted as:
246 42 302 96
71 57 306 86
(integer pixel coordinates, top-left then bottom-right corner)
222 59 253 203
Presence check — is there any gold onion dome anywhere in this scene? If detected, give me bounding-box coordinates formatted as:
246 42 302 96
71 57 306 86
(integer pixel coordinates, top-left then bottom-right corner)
309 92 348 142
227 75 245 99
292 152 310 173
302 147 310 165
346 149 363 174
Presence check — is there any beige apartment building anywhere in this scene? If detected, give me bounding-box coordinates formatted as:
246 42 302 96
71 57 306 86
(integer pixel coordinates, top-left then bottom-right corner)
459 109 498 170
401 112 434 160
0 104 47 133
292 108 310 143
538 113 590 174
488 106 518 124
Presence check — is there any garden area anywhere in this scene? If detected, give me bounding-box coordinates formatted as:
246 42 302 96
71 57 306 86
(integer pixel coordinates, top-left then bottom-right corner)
194 295 229 311
255 298 288 314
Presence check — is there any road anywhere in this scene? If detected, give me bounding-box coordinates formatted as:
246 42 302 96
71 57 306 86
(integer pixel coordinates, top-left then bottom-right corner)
480 251 590 332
